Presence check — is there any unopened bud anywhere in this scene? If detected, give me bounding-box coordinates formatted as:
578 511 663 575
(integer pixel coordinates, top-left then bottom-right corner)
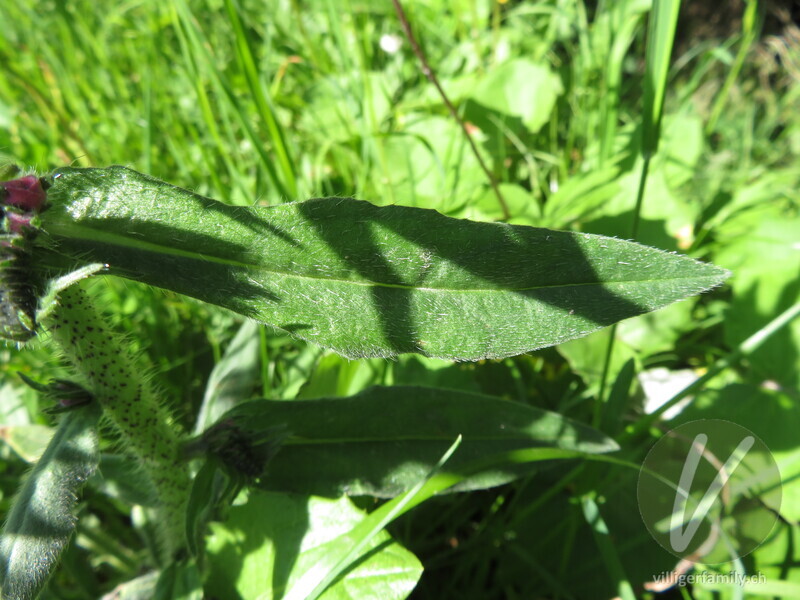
1 176 47 212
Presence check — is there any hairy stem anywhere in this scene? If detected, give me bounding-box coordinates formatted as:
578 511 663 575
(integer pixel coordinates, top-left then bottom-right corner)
45 283 189 558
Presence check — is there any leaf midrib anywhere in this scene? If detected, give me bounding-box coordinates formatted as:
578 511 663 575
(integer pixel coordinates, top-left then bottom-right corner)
46 221 716 294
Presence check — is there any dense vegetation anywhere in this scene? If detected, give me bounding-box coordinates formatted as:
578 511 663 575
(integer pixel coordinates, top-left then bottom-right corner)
0 1 798 598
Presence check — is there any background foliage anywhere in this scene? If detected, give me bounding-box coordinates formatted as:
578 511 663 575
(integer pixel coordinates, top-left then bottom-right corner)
0 0 798 598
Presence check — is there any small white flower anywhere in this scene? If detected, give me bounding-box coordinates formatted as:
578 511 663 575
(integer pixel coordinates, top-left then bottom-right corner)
380 34 403 54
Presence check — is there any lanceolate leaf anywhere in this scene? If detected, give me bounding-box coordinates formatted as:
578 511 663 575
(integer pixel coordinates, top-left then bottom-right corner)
0 404 100 600
38 167 728 360
203 386 619 497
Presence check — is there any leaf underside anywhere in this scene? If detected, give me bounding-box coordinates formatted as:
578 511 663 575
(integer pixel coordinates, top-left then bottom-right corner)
39 167 729 360
0 405 100 600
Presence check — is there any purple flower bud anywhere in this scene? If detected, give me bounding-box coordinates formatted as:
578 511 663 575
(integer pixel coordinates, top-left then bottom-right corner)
0 176 47 212
5 211 33 234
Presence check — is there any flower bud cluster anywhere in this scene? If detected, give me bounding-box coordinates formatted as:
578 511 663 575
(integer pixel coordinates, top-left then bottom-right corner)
1 174 48 236
0 171 48 342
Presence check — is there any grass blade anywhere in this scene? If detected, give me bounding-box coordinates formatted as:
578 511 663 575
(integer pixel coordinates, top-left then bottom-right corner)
641 0 681 158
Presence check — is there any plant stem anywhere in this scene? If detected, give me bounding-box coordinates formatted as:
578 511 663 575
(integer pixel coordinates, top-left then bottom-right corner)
391 0 510 221
44 283 190 559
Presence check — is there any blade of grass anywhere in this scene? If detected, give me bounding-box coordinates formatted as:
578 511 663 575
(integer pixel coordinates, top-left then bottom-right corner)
581 495 637 600
641 0 681 159
172 0 291 200
223 0 297 197
599 3 646 165
705 0 761 135
283 436 464 600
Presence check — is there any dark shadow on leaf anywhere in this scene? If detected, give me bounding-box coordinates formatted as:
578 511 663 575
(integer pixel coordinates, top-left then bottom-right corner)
54 215 300 263
297 200 416 356
279 323 314 333
48 238 281 313
297 197 648 357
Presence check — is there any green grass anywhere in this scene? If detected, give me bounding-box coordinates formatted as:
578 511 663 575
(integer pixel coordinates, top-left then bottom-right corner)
1 0 799 598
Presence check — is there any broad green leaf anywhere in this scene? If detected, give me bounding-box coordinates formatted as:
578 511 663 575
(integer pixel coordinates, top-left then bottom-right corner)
601 358 636 435
381 115 485 212
672 384 797 522
616 300 695 355
468 58 563 134
559 330 638 391
541 166 622 229
453 183 537 224
101 572 160 600
0 404 100 600
38 166 728 360
582 162 699 251
716 211 800 388
208 385 619 497
205 492 422 600
296 353 380 399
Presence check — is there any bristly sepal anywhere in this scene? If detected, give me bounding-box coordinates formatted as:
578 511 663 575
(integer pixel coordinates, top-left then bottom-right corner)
183 418 288 483
0 172 54 342
17 374 94 414
0 236 40 342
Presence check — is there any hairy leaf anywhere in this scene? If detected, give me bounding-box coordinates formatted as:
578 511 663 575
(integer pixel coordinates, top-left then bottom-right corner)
39 166 728 360
0 404 100 600
204 385 619 497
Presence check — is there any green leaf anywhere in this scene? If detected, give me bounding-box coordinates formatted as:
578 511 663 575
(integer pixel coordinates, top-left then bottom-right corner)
100 572 160 600
204 492 422 600
641 0 680 157
380 115 486 212
672 383 797 522
286 436 462 600
207 385 619 497
581 496 636 600
0 404 101 600
194 319 261 434
39 166 729 360
468 58 563 134
154 560 203 600
716 210 800 388
601 358 636 435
